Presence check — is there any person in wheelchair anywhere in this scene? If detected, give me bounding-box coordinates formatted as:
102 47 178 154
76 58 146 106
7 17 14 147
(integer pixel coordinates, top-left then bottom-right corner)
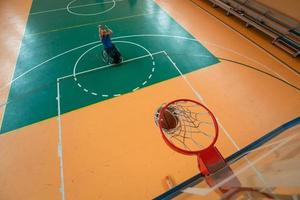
98 25 122 64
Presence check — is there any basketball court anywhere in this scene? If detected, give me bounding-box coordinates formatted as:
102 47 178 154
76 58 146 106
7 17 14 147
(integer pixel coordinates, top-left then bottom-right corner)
0 0 299 199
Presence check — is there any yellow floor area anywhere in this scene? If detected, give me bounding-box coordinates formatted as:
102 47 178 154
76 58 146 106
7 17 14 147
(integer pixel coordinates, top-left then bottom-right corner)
0 0 299 199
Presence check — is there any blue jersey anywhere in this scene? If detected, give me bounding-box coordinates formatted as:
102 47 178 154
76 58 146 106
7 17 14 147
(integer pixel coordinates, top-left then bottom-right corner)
102 35 113 49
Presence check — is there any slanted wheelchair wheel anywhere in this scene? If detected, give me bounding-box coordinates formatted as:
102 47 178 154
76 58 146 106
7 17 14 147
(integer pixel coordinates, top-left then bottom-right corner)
102 50 108 63
102 50 114 64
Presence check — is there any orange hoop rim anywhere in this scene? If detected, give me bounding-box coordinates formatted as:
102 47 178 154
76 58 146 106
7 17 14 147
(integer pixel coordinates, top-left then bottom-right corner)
158 99 219 156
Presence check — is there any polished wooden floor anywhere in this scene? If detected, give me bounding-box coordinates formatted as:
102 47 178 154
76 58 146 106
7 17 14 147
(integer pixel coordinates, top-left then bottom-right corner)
0 0 299 199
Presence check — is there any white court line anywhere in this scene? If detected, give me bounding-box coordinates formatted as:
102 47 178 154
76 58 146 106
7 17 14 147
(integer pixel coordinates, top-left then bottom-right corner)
91 92 98 96
30 0 125 15
164 51 270 196
56 81 66 200
133 87 140 91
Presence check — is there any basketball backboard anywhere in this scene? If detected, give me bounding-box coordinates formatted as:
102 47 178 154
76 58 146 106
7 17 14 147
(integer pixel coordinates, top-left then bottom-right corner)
154 117 300 199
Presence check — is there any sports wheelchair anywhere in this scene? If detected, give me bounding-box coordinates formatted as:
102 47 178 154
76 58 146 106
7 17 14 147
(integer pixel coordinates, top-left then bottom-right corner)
102 44 123 65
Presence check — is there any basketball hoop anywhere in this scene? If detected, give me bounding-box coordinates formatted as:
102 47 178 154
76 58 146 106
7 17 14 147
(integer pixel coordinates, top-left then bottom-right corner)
155 99 226 176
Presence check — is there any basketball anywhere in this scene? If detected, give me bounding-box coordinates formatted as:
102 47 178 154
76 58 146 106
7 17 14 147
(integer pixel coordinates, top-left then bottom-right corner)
157 107 178 133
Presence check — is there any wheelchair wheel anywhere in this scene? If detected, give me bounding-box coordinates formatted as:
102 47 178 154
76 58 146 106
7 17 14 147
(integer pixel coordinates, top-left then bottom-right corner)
101 50 108 63
102 50 113 64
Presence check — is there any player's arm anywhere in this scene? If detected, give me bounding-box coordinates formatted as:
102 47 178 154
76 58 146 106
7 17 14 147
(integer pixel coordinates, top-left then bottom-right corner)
99 29 105 39
106 28 113 36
